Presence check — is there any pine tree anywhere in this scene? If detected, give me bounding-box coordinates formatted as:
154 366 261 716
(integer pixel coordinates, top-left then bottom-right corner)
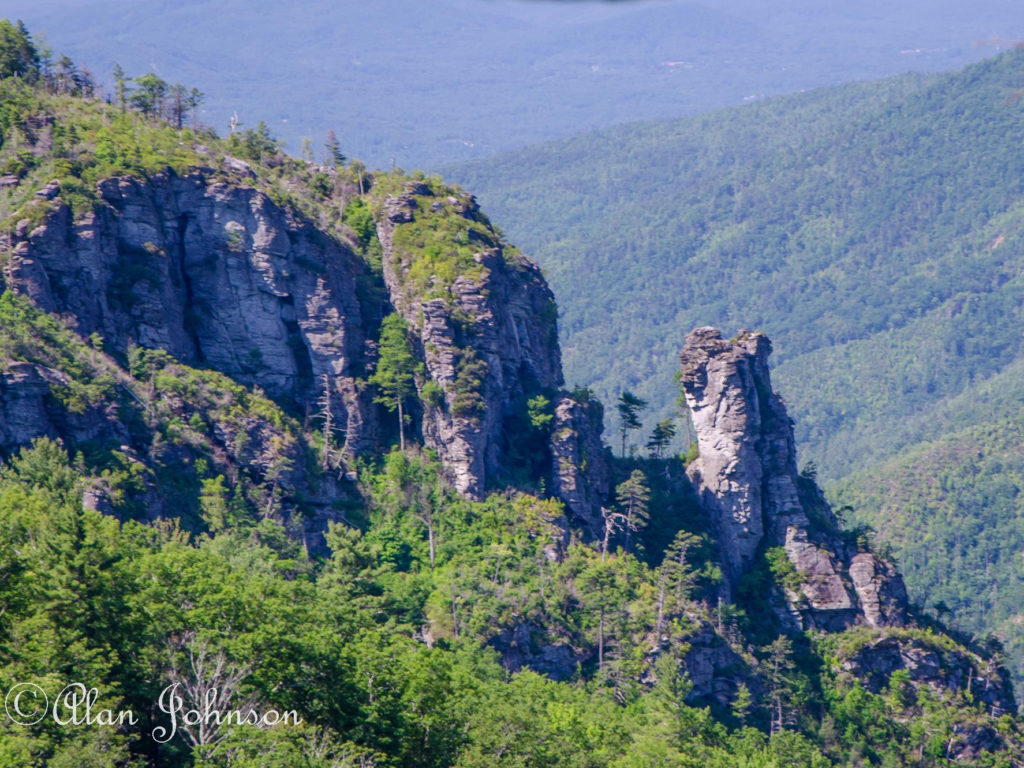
168 83 188 129
581 560 618 671
656 530 700 636
370 313 417 451
616 469 650 554
325 129 346 168
187 88 204 131
646 417 676 458
732 682 754 725
112 63 127 111
129 72 168 118
0 19 40 80
765 635 796 735
616 390 647 456
54 54 76 94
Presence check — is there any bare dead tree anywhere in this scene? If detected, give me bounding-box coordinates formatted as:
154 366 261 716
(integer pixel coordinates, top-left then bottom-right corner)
163 630 260 760
600 506 625 561
318 373 335 471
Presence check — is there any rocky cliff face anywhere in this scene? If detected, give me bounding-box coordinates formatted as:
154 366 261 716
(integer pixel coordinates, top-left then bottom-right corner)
0 169 611 527
6 169 374 455
375 181 609 505
1 164 1014 731
679 327 908 630
679 328 776 575
0 361 126 450
548 392 610 533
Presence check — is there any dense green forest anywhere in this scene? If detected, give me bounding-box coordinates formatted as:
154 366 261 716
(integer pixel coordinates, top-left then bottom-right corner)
9 437 1018 767
444 49 1024 680
832 418 1024 696
1 19 1023 766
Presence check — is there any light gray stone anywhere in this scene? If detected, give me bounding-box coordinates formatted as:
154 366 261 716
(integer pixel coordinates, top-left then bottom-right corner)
376 183 592 504
678 326 909 629
6 168 374 456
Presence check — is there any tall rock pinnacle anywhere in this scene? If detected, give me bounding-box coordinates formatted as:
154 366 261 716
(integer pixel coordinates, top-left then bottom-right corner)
679 328 802 576
679 327 908 630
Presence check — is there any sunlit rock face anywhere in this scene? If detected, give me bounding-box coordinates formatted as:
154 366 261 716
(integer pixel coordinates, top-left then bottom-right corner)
679 326 907 630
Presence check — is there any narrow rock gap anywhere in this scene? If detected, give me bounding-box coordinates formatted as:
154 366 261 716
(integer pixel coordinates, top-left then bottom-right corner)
176 213 205 363
280 294 315 396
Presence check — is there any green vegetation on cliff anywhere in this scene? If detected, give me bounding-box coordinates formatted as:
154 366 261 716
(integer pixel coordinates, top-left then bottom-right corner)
0 21 1021 768
445 48 1024 684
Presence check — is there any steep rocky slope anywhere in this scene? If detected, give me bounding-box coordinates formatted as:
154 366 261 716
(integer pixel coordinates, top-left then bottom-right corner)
674 327 1016 752
0 139 612 539
8 170 374 449
445 50 1024 484
378 183 577 500
0 68 1019 764
445 49 1024 686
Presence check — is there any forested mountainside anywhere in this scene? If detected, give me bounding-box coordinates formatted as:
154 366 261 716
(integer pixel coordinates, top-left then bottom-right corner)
444 48 1024 683
1 20 1023 767
5 0 1022 166
443 49 1024 481
831 418 1024 700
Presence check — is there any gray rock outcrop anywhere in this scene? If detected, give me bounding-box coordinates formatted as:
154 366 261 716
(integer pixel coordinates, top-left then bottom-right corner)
842 633 1015 716
549 393 611 532
5 168 374 457
0 363 59 448
849 552 910 628
679 327 908 629
1 169 610 525
679 328 781 574
375 183 600 503
0 362 130 455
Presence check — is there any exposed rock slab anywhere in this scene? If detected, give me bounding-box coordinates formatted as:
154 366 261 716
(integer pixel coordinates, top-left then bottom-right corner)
5 168 375 457
549 393 611 532
849 552 909 628
377 183 602 507
2 171 611 532
679 327 807 576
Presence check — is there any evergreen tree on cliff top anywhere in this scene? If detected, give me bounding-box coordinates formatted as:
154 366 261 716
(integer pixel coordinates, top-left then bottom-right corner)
617 390 647 456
